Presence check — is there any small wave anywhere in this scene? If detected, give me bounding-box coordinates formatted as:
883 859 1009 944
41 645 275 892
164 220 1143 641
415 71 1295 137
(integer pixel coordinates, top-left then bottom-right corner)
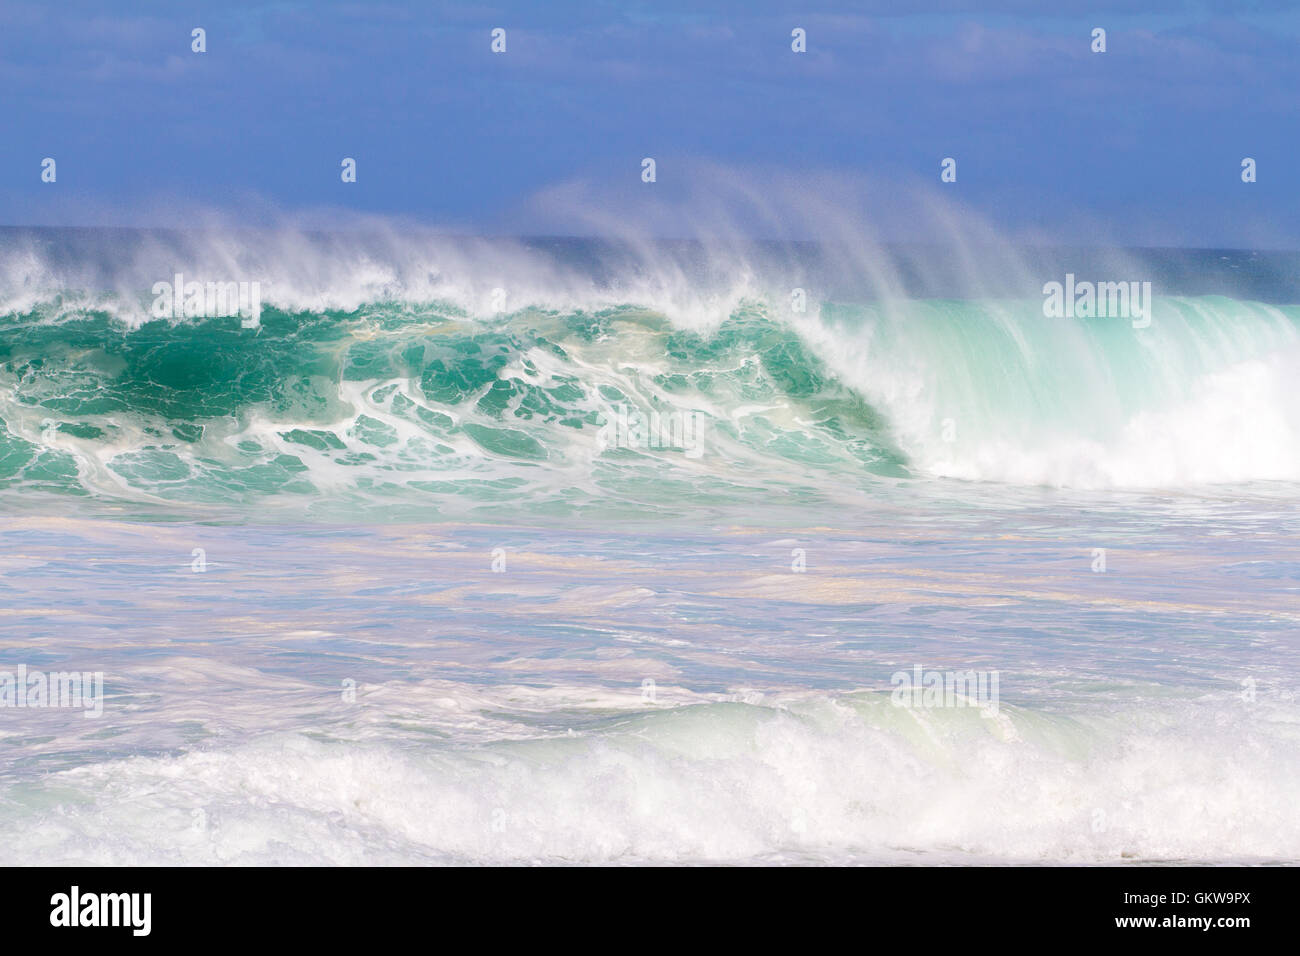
2 691 1295 865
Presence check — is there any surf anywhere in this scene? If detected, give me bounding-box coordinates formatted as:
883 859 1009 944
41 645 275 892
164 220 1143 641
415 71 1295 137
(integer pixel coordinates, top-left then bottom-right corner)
2 228 1299 520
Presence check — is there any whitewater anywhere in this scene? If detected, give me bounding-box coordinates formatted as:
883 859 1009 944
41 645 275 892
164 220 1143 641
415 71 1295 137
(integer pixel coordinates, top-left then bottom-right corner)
1 226 1298 865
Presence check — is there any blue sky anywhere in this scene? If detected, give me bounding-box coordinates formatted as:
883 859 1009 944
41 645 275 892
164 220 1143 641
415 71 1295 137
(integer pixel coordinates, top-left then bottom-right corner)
3 1 1299 247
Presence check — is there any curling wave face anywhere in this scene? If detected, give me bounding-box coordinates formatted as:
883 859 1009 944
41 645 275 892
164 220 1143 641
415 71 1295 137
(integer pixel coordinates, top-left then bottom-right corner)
2 229 1299 520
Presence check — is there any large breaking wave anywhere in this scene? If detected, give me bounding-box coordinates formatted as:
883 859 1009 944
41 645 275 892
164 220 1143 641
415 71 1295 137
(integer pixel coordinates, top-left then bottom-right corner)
2 227 1299 518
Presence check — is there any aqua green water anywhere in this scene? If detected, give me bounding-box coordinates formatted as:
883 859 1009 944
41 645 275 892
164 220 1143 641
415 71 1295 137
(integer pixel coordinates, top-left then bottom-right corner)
4 293 1299 521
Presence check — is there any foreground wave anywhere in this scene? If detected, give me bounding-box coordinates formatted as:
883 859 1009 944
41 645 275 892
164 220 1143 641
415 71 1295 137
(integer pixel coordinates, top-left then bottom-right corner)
4 690 1296 865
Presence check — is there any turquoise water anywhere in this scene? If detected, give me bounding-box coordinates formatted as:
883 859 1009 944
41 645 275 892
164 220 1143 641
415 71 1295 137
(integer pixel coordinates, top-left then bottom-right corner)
1 231 1298 864
5 293 1299 515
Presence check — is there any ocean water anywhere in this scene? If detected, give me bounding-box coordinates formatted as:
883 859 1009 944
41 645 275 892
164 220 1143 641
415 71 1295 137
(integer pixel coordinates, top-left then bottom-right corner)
1 228 1298 865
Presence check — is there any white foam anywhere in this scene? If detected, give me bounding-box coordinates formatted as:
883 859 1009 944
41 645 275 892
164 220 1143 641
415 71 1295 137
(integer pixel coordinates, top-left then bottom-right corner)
3 691 1297 865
